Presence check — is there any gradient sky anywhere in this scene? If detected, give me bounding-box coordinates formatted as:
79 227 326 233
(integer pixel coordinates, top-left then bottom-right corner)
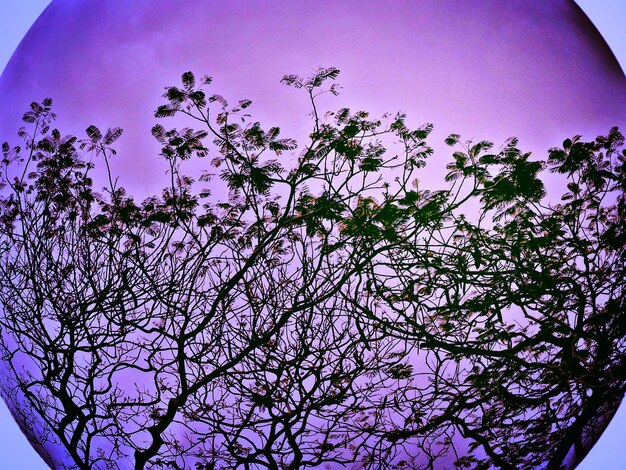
0 1 624 468
1 0 625 200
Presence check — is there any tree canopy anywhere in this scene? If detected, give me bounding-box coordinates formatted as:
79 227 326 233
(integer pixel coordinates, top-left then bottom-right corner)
0 68 624 470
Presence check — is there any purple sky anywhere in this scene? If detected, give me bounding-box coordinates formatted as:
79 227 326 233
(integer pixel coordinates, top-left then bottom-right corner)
0 1 625 468
0 0 624 198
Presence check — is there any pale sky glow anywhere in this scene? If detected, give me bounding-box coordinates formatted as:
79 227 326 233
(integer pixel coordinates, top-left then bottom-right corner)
0 0 626 470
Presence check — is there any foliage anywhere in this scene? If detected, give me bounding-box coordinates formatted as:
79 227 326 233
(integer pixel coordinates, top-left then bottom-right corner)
0 68 624 470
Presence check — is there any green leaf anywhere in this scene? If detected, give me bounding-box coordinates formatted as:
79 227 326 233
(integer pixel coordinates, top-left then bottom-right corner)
155 104 178 118
238 99 252 109
359 156 383 171
445 134 460 146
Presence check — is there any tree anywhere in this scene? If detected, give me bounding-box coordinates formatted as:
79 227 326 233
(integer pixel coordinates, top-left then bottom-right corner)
0 67 624 470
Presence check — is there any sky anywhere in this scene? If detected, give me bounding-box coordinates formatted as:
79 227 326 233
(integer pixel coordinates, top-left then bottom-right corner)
0 1 624 469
